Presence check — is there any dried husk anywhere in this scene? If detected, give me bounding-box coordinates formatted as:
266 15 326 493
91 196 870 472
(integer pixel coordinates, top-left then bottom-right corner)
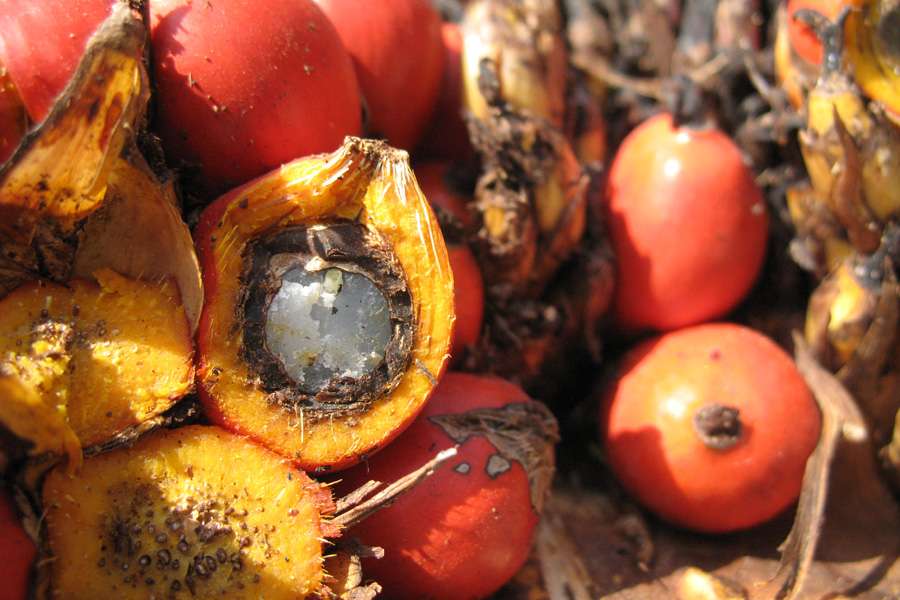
430 401 559 513
0 4 146 293
0 4 202 468
461 0 589 300
319 540 384 600
0 3 202 328
461 165 614 393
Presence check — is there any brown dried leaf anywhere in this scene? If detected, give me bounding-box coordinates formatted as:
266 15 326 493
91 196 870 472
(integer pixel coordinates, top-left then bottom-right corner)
830 109 881 254
500 480 898 600
836 263 899 433
535 493 599 600
72 149 204 332
430 401 559 513
761 333 870 600
332 447 458 530
320 538 384 600
0 4 147 294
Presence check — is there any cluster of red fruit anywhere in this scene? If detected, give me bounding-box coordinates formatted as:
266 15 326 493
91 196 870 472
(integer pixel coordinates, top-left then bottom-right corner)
0 2 527 599
0 0 484 368
601 89 821 532
0 0 831 597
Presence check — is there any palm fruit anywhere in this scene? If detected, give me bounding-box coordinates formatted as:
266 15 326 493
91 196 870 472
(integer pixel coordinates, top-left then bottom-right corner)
461 0 587 300
847 0 900 126
804 229 898 372
32 422 460 599
775 1 862 109
786 180 853 277
797 8 900 253
791 7 900 485
0 5 201 469
38 425 341 599
793 7 900 362
194 137 454 473
775 3 819 109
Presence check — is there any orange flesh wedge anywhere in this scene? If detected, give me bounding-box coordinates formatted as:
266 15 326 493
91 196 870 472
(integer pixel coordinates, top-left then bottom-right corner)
0 269 192 456
43 425 335 599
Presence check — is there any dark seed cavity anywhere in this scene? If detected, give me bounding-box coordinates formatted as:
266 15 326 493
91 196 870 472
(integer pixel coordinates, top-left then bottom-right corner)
238 221 415 421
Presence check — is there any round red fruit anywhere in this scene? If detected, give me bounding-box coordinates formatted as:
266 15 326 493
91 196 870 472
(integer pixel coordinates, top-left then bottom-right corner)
150 0 362 194
314 0 443 150
336 373 557 600
417 162 484 360
0 0 115 122
605 113 768 332
601 323 821 533
0 489 36 599
416 22 473 161
787 0 858 67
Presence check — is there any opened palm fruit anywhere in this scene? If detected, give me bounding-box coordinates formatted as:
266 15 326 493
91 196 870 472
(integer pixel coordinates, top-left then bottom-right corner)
0 5 201 469
195 137 454 473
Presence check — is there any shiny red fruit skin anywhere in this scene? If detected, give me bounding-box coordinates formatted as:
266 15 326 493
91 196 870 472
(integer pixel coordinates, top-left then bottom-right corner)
601 323 821 533
314 0 443 151
787 0 857 67
447 245 484 359
150 0 362 194
0 73 27 163
416 161 474 228
416 22 473 161
0 0 115 122
605 113 768 332
0 489 36 600
416 162 483 360
336 373 538 600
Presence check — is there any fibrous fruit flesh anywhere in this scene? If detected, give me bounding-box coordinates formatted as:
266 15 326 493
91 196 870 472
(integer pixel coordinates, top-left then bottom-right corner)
0 5 201 465
41 425 337 599
0 270 193 460
196 137 454 472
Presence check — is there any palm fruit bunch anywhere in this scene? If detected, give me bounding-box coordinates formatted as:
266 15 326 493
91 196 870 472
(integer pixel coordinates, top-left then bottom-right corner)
0 2 559 599
449 0 615 397
2 0 900 599
781 0 900 485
